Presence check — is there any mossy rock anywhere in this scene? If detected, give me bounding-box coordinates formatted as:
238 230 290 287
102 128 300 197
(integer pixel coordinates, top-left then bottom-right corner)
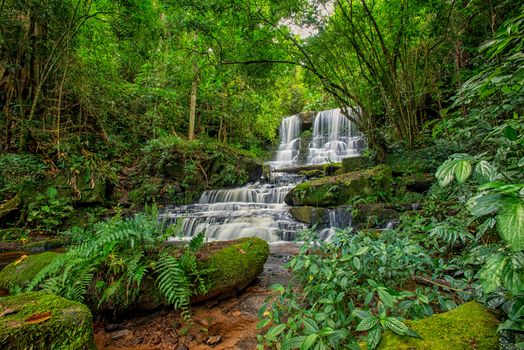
373 302 499 349
299 169 325 179
289 206 329 226
193 237 269 303
0 291 95 350
0 252 61 290
285 165 393 207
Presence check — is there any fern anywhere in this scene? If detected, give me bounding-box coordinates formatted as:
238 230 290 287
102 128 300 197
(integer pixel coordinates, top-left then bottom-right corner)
188 231 206 252
156 254 192 317
430 225 474 246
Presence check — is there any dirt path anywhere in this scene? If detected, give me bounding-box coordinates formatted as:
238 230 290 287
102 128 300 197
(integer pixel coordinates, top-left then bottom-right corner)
94 243 298 350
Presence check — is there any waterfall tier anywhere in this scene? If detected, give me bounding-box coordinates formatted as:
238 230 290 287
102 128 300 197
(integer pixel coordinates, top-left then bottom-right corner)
268 108 366 169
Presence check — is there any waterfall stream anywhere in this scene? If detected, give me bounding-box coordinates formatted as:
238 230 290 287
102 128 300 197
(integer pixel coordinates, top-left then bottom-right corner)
161 108 365 242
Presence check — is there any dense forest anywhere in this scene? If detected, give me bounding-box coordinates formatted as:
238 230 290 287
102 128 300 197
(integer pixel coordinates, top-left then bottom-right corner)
0 0 523 349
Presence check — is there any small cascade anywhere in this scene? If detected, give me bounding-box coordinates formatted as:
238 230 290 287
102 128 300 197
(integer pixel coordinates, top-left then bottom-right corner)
308 108 366 164
160 174 307 242
270 115 301 169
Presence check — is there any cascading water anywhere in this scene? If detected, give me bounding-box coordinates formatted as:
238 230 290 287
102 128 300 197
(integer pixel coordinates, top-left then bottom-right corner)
160 174 307 242
308 108 366 164
269 114 301 169
161 108 366 242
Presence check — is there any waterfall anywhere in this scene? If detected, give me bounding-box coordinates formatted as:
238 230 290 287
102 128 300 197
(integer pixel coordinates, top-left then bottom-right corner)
308 108 366 164
160 176 307 242
160 108 365 242
270 114 301 169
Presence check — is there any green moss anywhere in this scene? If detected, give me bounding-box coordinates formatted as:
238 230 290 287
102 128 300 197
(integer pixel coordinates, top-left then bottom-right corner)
0 291 95 349
0 252 61 290
285 165 392 207
375 302 499 349
199 237 269 298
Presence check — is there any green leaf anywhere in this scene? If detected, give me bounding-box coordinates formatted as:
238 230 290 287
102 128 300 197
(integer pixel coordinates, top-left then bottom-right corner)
353 256 361 270
453 160 473 183
356 316 379 331
436 160 456 187
302 318 319 335
377 289 395 308
366 327 382 350
282 336 306 349
384 318 408 335
300 334 318 350
475 161 497 183
503 125 518 141
265 324 287 339
467 192 502 217
497 201 524 251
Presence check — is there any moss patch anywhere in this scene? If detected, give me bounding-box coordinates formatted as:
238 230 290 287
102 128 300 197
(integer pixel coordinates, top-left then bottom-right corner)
375 302 499 349
0 291 95 349
285 165 392 207
194 237 269 302
0 252 61 290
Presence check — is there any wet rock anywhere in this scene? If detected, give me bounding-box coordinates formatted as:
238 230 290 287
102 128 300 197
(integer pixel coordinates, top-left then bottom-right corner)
110 329 131 340
206 335 222 346
175 345 189 350
104 323 122 332
0 291 95 349
285 165 392 207
0 251 62 290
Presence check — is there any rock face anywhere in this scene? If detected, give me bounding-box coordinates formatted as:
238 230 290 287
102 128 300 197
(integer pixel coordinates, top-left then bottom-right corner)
285 165 393 207
0 292 95 349
192 237 270 303
0 252 60 290
375 301 499 349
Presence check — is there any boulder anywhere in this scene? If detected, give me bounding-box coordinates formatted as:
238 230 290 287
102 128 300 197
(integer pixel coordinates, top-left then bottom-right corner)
0 252 61 290
373 301 499 349
192 237 269 303
289 206 329 226
0 291 95 349
396 173 435 193
285 165 393 207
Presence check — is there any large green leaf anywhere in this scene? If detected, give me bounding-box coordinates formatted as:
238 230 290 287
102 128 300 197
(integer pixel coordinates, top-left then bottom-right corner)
475 160 497 183
497 201 524 251
366 327 382 350
467 192 503 217
356 316 379 331
453 160 473 183
384 318 409 335
435 160 456 187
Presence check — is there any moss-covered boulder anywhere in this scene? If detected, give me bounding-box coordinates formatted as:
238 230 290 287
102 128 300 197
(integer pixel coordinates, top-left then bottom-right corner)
285 165 393 207
290 206 329 226
0 252 61 290
0 292 95 349
374 302 499 349
193 237 270 303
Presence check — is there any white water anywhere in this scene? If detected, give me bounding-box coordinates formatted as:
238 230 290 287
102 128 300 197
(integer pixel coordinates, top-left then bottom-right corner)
161 108 366 242
308 108 366 164
269 114 302 169
160 174 307 242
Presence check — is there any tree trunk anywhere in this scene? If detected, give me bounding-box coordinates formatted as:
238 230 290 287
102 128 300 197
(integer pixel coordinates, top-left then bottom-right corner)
188 32 199 141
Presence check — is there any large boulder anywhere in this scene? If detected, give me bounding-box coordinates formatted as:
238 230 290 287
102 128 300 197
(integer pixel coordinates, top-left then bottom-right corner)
0 252 61 290
285 165 393 207
374 301 499 349
0 291 95 349
192 237 270 303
